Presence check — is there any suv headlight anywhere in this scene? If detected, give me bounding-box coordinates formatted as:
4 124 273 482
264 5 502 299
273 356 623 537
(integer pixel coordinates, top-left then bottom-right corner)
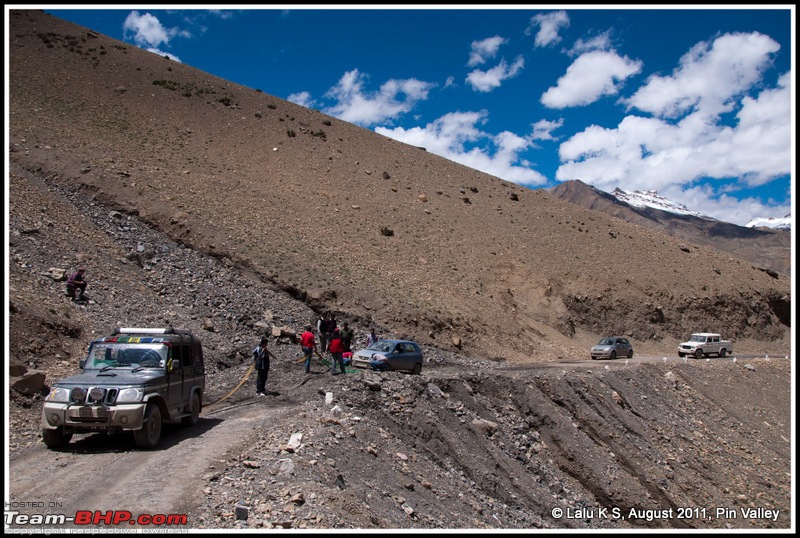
45 387 70 403
116 387 145 403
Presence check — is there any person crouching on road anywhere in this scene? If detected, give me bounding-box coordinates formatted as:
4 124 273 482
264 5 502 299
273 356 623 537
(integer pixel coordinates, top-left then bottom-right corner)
300 325 317 374
253 336 270 396
329 328 346 375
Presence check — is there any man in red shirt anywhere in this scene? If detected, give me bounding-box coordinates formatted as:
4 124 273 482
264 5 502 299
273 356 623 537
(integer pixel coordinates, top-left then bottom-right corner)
299 325 317 374
328 328 346 375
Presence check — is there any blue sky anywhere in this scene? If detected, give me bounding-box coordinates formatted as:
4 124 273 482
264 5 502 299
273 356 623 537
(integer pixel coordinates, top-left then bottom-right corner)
27 5 796 226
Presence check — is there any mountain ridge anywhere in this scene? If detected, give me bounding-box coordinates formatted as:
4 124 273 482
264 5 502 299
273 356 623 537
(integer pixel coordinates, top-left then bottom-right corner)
611 187 706 219
746 215 792 230
548 179 791 276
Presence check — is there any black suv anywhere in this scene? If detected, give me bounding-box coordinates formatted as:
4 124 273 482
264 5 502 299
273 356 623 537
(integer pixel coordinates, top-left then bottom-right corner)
41 327 205 449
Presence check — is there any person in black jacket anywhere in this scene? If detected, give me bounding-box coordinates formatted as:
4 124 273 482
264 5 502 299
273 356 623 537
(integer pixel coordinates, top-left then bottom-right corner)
325 313 338 348
253 336 270 396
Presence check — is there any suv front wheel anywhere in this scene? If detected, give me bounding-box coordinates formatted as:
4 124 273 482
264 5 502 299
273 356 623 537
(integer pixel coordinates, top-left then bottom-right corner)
134 402 162 449
42 426 73 449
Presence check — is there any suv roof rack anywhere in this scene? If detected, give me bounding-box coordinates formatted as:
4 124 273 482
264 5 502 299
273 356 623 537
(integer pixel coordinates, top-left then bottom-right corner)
114 327 193 335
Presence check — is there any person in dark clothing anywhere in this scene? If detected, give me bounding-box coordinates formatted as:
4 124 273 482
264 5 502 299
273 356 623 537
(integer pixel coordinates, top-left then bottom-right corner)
340 322 354 353
253 336 270 396
66 268 87 300
325 313 338 346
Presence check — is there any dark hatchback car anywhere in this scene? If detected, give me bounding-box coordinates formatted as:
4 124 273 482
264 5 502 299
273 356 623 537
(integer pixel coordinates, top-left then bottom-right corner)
351 339 424 374
590 337 634 360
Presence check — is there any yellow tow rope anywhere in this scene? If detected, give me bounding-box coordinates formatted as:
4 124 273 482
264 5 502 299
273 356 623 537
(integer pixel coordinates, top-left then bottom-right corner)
203 347 359 414
203 349 279 411
208 363 254 409
295 350 325 361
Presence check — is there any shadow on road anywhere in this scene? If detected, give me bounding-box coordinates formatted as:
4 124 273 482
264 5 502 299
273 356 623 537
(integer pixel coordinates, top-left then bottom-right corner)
45 416 224 455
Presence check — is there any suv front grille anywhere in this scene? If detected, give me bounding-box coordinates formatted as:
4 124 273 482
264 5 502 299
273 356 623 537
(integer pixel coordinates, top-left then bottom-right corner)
70 387 119 405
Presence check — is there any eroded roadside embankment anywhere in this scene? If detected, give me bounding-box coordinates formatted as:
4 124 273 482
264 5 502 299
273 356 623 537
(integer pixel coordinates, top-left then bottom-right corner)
331 358 792 529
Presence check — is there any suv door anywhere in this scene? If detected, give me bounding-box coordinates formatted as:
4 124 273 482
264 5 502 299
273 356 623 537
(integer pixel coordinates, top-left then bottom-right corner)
182 341 204 400
181 340 204 423
166 344 186 414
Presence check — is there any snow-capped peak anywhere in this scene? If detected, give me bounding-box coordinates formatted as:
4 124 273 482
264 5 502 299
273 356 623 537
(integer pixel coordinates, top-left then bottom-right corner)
610 188 791 231
745 215 792 230
611 188 706 218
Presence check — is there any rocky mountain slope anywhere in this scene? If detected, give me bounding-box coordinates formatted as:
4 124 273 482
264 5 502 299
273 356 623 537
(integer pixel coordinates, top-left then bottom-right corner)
548 180 792 277
5 10 794 532
7 158 793 531
7 10 791 366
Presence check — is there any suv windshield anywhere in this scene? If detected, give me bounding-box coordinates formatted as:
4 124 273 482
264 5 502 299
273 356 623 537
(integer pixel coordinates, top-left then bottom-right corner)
85 343 168 369
689 335 708 342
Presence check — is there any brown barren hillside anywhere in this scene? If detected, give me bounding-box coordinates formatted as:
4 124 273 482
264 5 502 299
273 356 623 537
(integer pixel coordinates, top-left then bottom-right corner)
8 10 791 363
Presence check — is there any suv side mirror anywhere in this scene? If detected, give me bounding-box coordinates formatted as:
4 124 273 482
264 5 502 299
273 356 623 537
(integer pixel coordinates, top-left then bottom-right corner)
79 359 86 369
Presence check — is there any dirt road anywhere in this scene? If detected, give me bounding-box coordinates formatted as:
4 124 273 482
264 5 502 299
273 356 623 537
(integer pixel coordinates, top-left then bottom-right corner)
7 399 278 529
6 355 793 531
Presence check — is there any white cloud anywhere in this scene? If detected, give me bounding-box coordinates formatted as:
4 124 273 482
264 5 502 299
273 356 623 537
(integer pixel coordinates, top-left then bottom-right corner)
376 111 547 187
531 118 564 141
527 11 570 48
468 36 508 67
466 56 525 93
541 50 642 108
568 30 613 56
207 9 235 20
122 10 191 61
322 69 435 126
625 32 781 119
123 11 177 49
662 184 791 226
144 48 181 62
725 72 792 185
287 91 314 108
555 66 791 226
